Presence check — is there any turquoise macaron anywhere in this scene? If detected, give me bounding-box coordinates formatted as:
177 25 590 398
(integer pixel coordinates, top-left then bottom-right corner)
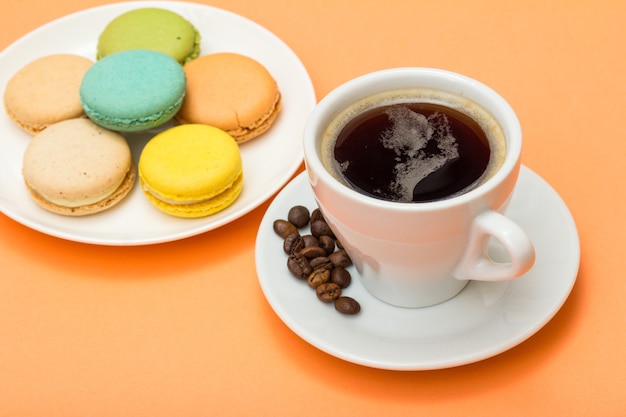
80 50 186 132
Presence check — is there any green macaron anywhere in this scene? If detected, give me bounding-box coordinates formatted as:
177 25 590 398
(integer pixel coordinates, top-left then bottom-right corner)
79 50 186 132
97 8 201 65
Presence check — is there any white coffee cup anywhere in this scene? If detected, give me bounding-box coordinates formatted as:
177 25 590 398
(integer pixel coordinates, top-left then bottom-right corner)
303 68 535 308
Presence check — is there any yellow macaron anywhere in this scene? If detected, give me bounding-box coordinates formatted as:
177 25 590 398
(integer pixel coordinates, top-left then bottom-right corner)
138 124 243 218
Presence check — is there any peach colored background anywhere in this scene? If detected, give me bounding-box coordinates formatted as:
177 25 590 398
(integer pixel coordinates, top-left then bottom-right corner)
1 0 625 416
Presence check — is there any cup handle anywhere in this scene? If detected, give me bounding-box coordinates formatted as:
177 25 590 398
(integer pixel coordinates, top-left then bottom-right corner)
454 210 535 282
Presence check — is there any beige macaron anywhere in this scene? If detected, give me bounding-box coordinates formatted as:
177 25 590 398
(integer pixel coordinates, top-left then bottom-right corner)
4 54 93 134
175 52 281 144
22 118 135 216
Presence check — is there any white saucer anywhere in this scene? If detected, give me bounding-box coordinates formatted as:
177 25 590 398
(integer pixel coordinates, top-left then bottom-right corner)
255 166 579 370
0 1 315 245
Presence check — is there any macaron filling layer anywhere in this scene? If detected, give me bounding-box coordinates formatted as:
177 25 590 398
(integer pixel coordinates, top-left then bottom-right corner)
142 170 242 205
28 173 128 208
139 172 243 218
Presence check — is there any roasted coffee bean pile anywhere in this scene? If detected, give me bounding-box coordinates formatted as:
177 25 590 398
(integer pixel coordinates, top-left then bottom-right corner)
273 205 361 315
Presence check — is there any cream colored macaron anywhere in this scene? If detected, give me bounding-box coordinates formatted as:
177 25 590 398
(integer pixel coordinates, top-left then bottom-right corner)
4 54 93 134
22 118 135 216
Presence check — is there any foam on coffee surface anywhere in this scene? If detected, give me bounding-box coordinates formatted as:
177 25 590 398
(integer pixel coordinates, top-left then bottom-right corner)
380 106 460 202
321 88 506 202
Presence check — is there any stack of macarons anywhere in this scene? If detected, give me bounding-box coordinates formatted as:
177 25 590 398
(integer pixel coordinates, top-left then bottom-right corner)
3 6 284 218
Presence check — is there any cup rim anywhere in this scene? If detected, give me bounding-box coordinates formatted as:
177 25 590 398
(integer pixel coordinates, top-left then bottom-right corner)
303 67 522 212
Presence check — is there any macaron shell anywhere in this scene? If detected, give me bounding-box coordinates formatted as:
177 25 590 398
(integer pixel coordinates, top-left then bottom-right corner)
138 124 243 217
22 118 135 216
80 50 186 132
25 163 136 216
97 8 201 64
3 54 93 134
140 172 242 218
233 99 281 144
175 52 281 143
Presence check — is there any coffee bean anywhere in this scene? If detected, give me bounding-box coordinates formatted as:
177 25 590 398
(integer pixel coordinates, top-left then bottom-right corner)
310 208 324 224
276 204 362 315
311 220 334 239
330 267 351 288
288 205 310 228
283 232 304 254
301 234 319 248
334 297 361 315
329 250 352 268
287 253 312 279
310 256 332 271
316 282 342 302
273 219 298 239
299 246 326 259
318 235 335 255
307 268 330 288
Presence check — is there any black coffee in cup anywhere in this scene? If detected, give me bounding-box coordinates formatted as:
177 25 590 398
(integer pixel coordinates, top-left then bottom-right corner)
321 88 506 202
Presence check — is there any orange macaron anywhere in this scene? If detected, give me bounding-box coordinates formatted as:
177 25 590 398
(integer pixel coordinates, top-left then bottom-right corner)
175 52 281 144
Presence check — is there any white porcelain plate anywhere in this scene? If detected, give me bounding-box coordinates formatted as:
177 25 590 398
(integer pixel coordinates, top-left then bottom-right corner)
255 166 580 370
0 1 315 245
